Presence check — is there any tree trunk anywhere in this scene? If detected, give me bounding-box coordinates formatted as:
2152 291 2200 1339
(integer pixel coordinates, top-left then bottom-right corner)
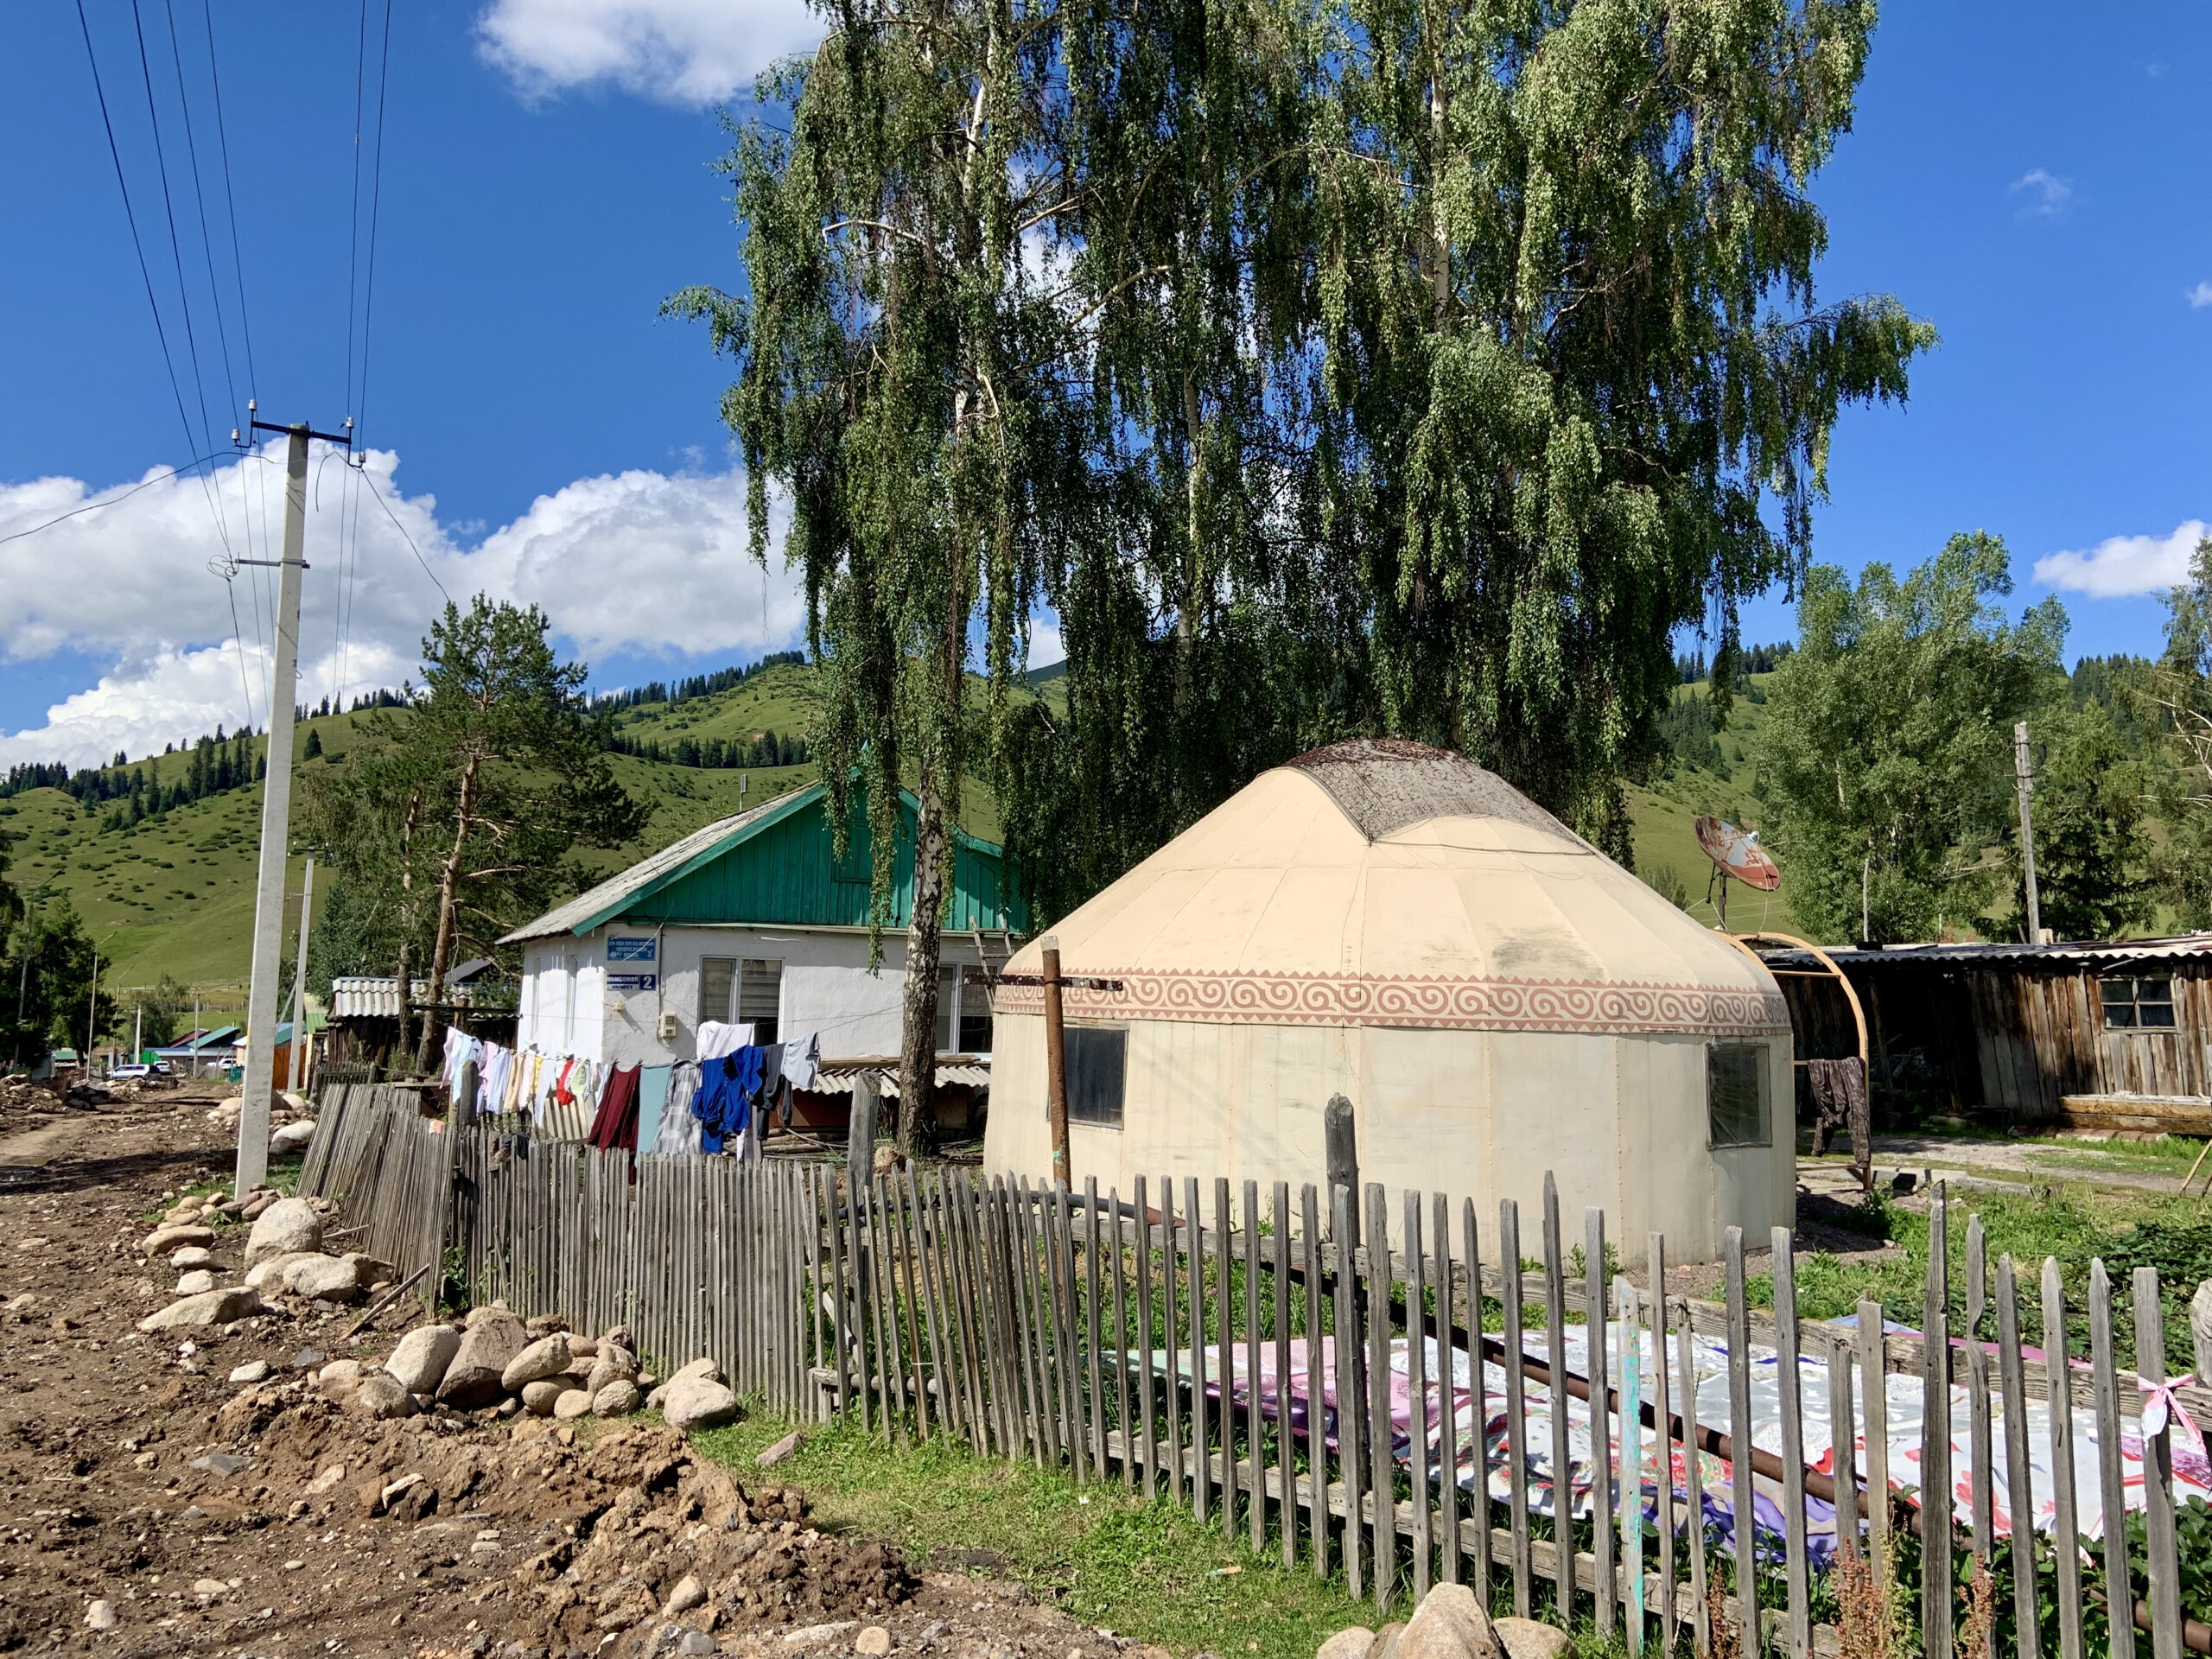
897 760 948 1158
392 791 422 1073
414 752 480 1071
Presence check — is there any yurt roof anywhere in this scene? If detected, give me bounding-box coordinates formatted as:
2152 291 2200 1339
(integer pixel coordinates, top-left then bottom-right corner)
995 739 1787 1038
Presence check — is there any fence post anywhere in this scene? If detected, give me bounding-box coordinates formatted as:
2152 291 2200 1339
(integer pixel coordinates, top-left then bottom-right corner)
1922 1188 1954 1659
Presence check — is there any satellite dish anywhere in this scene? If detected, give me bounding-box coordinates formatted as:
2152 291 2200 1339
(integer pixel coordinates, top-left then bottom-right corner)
1694 815 1780 930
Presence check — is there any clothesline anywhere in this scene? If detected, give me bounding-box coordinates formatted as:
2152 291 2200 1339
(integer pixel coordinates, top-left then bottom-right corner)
438 1025 821 1161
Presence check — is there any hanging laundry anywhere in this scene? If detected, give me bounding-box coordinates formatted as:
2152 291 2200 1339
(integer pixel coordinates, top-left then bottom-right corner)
653 1062 704 1155
588 1064 643 1152
780 1032 821 1092
694 1046 764 1154
697 1020 753 1062
635 1063 674 1154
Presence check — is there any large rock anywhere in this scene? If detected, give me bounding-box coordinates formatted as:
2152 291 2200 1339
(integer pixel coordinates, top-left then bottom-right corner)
385 1325 461 1395
169 1245 214 1269
282 1255 360 1302
1395 1584 1502 1659
349 1370 416 1421
318 1359 368 1402
500 1333 572 1392
1317 1628 1376 1659
175 1269 216 1296
137 1286 263 1332
142 1224 215 1256
1491 1621 1570 1659
550 1388 595 1421
660 1376 739 1433
520 1378 568 1416
585 1352 639 1396
244 1251 325 1292
269 1120 316 1154
593 1378 641 1417
243 1198 323 1269
436 1310 526 1408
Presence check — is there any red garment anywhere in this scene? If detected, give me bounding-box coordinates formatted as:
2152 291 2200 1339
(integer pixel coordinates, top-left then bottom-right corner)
586 1064 642 1152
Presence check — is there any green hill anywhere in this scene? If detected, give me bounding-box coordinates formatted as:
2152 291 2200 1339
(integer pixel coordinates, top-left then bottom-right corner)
3 660 1802 997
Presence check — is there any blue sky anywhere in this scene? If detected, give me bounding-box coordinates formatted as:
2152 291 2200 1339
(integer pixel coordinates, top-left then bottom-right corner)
1 1 2207 766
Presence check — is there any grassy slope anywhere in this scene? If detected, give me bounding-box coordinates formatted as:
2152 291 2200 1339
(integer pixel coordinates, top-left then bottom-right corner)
1624 671 1808 938
4 664 1792 995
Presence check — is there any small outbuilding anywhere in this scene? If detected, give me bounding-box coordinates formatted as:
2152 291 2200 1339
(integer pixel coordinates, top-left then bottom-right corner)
985 739 1795 1260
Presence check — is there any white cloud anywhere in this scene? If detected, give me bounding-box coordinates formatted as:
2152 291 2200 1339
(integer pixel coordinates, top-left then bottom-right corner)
1025 616 1065 671
2010 168 2074 220
0 446 807 767
2189 282 2212 308
2032 519 2208 599
474 0 822 105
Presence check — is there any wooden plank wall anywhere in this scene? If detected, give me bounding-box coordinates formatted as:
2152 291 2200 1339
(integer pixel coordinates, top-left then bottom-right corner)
1964 963 2211 1119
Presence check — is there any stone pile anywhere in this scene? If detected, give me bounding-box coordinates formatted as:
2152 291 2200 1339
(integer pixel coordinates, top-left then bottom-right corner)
135 1189 392 1330
312 1303 738 1427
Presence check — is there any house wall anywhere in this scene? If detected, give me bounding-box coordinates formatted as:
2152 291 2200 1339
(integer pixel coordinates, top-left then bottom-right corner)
983 1012 1794 1263
519 925 988 1068
1961 963 2212 1116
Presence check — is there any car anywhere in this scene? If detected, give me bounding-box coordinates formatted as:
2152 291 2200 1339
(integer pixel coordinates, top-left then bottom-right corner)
109 1064 152 1081
149 1060 175 1076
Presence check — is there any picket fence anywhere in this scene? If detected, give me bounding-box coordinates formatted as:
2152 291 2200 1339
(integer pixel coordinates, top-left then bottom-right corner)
299 1083 2209 1659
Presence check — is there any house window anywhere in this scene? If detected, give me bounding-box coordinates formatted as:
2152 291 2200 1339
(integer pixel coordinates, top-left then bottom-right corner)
936 965 960 1052
739 959 783 1046
1707 1043 1769 1148
1065 1027 1127 1128
700 956 782 1043
700 957 735 1027
927 966 995 1054
2101 975 2177 1029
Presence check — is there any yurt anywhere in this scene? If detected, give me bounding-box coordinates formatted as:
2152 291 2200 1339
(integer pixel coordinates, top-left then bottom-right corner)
985 739 1794 1260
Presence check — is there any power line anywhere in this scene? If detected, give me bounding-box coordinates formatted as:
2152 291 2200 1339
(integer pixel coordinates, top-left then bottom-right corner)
124 0 217 462
0 449 243 548
359 466 448 606
72 0 203 490
199 0 257 402
343 0 370 421
160 0 241 433
353 0 395 445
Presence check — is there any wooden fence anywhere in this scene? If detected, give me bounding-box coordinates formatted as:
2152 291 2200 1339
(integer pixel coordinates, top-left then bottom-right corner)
303 1084 2209 1658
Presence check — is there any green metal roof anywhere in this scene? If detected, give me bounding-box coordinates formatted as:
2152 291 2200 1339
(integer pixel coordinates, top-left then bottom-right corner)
499 781 1026 942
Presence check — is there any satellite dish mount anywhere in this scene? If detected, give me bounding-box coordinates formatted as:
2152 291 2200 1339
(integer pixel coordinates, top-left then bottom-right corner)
1694 815 1781 931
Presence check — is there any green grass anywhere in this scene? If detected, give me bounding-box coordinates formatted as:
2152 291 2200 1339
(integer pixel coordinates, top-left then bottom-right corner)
687 1412 1631 1659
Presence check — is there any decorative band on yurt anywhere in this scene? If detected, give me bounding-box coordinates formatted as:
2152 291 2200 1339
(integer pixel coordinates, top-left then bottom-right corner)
990 968 1791 1037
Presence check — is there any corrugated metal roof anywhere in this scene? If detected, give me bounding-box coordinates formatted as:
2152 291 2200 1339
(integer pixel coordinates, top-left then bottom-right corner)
330 977 467 1019
498 796 796 944
1756 933 2212 971
810 1058 992 1097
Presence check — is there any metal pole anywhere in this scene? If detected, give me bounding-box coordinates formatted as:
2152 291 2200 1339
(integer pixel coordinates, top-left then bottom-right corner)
86 950 98 1073
133 1001 142 1065
236 425 309 1195
1041 935 1070 1191
2015 720 2043 944
284 855 315 1096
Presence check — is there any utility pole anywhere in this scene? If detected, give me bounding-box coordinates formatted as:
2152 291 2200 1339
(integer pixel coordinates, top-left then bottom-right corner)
2014 720 2043 944
283 855 315 1095
85 949 98 1073
235 412 349 1195
132 1001 142 1065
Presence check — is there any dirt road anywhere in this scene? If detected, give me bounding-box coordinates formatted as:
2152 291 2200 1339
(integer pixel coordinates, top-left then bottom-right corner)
0 1084 1157 1659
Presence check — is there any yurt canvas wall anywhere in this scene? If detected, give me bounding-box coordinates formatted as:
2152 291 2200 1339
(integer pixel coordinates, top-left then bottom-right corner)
985 741 1795 1262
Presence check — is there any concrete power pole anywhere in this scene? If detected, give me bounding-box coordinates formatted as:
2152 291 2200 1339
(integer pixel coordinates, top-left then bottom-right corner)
2013 720 2043 945
236 415 350 1196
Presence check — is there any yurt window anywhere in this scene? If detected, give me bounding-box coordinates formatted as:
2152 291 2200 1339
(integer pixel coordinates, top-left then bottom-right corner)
1065 1027 1127 1127
1707 1044 1769 1147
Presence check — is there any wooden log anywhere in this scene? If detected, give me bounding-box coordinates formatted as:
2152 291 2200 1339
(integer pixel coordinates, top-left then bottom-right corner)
2040 1260 2084 1659
1856 1300 1890 1587
1113 1185 1134 1488
1405 1192 1432 1601
1245 1179 1266 1553
1459 1197 1485 1595
1543 1176 1573 1623
1275 1181 1296 1568
1135 1175 1160 1498
1965 1215 1994 1600
1502 1198 1532 1618
1217 1177 1236 1540
1652 1236 1676 1659
1366 1182 1394 1610
1434 1192 1461 1589
1163 1175 1185 1506
1588 1207 1616 1638
1923 1192 1955 1659
1620 1275 1645 1655
2133 1268 2184 1659
1302 1182 1328 1580
1772 1227 1810 1659
1189 1177 1211 1524
1995 1255 2039 1659
1332 1181 1364 1600
1677 1307 1709 1659
1086 1179 1109 1481
1725 1227 1758 1656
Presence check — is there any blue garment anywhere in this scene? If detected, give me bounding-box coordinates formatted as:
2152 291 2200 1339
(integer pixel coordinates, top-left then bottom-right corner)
635 1064 674 1157
694 1046 765 1154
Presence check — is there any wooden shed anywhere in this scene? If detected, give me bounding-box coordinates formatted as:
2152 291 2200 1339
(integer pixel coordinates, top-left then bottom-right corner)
1756 934 2212 1128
